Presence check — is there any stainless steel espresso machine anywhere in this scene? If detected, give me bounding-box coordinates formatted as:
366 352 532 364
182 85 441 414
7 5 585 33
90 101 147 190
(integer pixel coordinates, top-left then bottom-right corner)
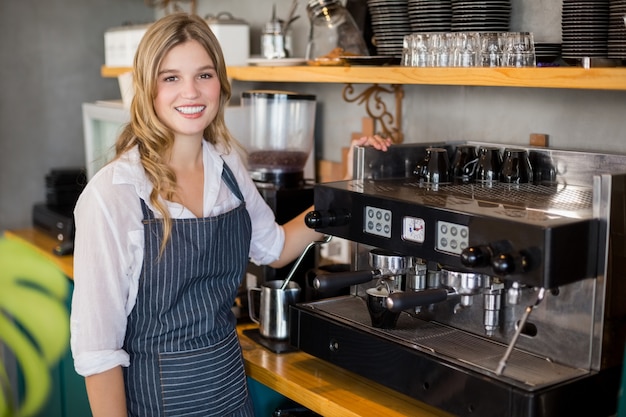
290 142 626 417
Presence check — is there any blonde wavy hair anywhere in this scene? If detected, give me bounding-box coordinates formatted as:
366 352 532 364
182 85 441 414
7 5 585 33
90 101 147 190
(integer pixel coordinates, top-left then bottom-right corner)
115 12 237 252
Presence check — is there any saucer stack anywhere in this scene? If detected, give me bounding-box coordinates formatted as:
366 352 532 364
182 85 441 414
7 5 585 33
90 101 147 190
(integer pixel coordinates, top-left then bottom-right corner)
450 0 511 32
561 0 610 59
535 43 562 64
367 0 411 57
608 0 626 59
408 0 452 33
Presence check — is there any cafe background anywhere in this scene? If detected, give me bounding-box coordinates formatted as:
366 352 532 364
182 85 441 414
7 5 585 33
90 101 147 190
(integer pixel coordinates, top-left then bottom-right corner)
1 0 626 233
1 0 625 416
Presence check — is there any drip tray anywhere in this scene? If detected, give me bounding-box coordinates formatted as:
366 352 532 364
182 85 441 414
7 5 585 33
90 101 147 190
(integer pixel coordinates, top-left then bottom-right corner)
299 296 588 391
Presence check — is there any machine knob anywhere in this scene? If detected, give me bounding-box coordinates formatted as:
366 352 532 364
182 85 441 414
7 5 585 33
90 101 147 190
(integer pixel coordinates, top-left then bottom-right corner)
460 245 493 268
491 253 516 275
305 210 351 229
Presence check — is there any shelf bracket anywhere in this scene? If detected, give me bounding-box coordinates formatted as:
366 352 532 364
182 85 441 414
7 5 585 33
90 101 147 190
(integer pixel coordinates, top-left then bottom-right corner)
342 83 404 143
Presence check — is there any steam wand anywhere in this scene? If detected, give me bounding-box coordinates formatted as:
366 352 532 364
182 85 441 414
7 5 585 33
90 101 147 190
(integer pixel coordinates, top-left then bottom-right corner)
280 235 332 290
495 287 546 376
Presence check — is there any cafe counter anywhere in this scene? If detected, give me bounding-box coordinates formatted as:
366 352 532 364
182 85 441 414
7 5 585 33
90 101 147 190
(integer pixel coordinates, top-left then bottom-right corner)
4 228 451 417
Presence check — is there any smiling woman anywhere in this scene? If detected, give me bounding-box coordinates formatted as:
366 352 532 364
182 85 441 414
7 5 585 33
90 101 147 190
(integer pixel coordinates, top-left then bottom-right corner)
69 12 324 417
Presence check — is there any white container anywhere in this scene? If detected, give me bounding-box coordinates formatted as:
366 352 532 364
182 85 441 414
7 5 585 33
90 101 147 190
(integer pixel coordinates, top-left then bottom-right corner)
205 12 250 66
104 24 149 67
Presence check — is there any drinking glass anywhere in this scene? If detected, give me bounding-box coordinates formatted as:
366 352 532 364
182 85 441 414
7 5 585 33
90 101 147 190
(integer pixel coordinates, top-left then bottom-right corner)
452 32 481 67
428 32 453 67
410 33 431 67
500 32 536 67
479 33 502 67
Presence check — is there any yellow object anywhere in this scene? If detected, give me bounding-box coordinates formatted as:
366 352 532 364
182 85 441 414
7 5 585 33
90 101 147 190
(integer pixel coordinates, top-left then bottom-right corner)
0 237 69 417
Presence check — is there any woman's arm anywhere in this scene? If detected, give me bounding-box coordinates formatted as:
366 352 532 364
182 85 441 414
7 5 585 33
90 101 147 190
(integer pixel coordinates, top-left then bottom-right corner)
85 366 127 417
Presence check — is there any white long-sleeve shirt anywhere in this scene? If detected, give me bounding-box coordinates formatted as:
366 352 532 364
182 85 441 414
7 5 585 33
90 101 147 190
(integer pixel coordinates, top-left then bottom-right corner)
70 140 284 377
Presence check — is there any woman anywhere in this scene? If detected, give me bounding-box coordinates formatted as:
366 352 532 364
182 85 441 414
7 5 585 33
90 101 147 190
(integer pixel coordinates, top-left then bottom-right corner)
70 12 390 417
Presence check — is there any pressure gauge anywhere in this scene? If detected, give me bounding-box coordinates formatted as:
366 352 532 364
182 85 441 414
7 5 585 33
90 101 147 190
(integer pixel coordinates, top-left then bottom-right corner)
402 216 425 243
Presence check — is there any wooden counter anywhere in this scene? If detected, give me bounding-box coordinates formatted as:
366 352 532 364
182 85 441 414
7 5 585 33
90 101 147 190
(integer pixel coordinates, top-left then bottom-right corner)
4 228 451 417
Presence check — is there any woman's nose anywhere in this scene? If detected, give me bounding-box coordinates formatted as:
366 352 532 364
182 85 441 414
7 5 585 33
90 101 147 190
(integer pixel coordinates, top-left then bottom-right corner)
181 80 199 98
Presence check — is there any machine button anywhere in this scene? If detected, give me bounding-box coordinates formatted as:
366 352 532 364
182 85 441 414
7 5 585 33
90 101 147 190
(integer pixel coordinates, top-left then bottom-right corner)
329 339 339 352
364 206 392 238
436 221 469 255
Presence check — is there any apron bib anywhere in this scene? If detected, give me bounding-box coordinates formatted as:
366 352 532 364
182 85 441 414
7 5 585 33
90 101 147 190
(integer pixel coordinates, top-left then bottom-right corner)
123 162 254 417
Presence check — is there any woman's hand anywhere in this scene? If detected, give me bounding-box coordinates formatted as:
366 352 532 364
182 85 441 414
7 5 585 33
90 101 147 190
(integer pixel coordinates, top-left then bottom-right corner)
344 135 393 180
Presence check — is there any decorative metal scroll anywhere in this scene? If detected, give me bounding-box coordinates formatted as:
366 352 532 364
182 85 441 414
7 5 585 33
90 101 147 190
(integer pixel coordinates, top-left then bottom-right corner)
342 84 404 143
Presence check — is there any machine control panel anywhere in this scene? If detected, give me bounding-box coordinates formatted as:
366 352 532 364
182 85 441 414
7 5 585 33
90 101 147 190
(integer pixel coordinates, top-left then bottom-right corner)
436 220 469 255
364 205 392 238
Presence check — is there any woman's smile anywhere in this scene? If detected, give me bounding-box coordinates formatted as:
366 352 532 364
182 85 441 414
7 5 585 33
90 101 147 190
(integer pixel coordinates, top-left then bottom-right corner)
175 105 206 116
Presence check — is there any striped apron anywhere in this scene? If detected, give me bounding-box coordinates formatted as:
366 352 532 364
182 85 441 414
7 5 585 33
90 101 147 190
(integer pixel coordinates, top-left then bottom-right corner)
123 162 254 417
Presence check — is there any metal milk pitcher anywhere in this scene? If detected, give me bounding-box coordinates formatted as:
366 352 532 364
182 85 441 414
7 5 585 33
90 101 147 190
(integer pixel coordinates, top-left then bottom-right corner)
248 280 301 340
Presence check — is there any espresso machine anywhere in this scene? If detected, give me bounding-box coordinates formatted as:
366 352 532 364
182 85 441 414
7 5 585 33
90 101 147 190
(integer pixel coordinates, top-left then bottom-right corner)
290 142 626 416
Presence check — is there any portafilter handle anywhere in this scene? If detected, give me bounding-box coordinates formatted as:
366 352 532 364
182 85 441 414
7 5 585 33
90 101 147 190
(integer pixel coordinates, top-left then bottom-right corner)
385 288 449 313
313 269 378 293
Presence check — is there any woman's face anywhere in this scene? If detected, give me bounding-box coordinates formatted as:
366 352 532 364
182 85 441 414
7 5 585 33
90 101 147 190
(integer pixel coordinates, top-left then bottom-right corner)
154 39 221 141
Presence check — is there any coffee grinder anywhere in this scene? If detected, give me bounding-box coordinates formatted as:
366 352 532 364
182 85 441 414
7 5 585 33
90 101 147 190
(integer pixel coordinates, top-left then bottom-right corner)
236 90 318 320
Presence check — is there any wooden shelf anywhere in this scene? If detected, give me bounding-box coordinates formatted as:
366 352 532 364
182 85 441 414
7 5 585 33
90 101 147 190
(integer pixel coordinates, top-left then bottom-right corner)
102 64 626 91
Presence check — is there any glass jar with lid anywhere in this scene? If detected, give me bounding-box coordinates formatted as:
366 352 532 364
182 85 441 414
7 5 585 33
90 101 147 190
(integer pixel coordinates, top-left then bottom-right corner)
305 0 369 60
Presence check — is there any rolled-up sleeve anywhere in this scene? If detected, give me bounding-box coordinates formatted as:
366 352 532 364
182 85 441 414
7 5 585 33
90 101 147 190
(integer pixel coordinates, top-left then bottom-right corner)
70 168 143 377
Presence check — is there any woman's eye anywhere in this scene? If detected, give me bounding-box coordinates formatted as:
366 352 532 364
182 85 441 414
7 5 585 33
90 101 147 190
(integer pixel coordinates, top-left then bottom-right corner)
199 73 213 79
163 75 178 82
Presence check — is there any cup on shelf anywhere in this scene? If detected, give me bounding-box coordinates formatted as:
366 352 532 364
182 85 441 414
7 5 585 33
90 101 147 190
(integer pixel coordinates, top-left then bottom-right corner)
414 147 450 184
500 148 533 184
475 146 503 184
450 145 478 183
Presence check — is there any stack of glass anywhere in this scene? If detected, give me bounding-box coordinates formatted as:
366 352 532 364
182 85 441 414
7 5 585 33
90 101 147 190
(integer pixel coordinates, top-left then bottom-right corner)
401 31 536 68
